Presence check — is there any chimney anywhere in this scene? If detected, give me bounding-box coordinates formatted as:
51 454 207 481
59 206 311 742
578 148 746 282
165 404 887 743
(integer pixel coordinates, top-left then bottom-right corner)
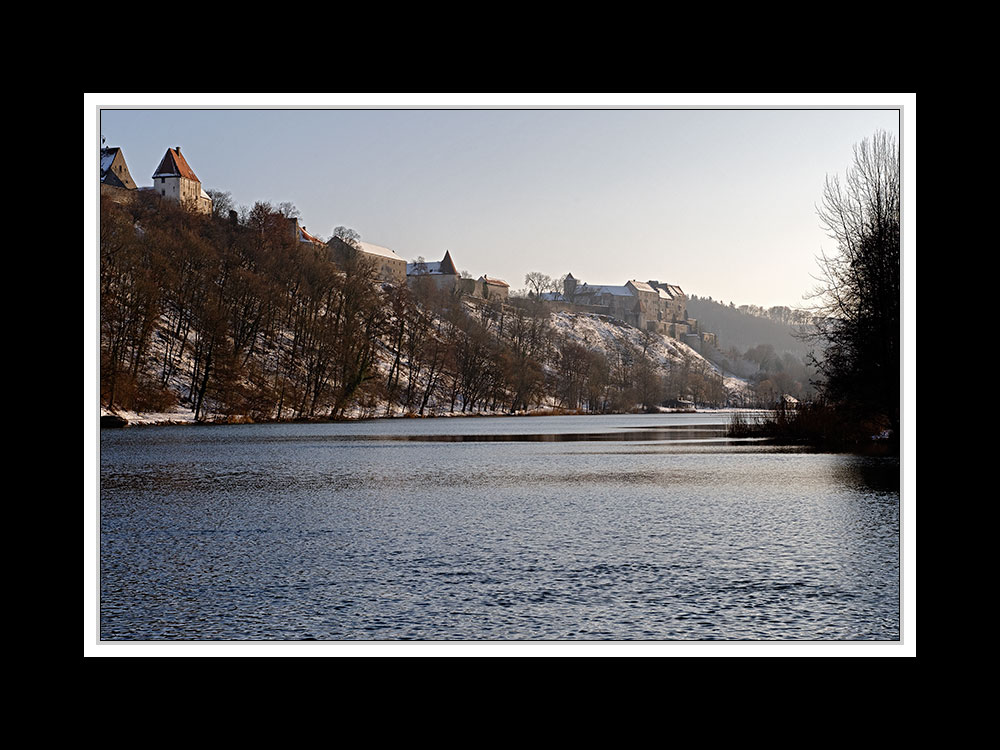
175 146 181 154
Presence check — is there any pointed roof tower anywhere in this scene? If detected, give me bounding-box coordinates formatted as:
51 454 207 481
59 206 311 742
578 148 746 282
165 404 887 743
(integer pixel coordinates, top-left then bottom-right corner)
439 250 458 276
152 146 201 182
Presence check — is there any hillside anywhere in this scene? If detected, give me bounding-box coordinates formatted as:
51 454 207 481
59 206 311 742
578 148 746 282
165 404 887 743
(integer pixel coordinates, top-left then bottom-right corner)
687 296 814 359
99 193 755 425
104 304 747 426
548 311 748 405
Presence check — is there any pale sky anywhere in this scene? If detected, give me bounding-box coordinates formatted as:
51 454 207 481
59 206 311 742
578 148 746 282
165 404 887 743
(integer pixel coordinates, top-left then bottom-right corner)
92 95 906 309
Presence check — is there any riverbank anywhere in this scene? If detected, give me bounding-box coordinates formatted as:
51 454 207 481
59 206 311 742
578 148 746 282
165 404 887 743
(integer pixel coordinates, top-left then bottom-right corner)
99 403 710 428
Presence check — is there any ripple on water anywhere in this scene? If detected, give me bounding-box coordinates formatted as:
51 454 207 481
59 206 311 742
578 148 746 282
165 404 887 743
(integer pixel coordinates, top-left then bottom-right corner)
100 417 900 641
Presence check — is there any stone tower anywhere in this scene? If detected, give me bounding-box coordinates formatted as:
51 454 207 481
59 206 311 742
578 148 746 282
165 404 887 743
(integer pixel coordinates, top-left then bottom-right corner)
151 146 213 215
563 272 577 300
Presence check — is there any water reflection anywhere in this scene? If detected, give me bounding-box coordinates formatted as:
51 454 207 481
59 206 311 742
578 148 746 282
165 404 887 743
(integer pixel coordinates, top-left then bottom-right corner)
100 414 901 641
327 424 731 443
829 456 901 495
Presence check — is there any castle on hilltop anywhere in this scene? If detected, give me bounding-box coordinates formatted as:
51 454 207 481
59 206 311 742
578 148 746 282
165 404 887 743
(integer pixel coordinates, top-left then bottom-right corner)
329 240 510 302
100 144 710 350
151 147 212 215
542 273 717 352
101 145 212 215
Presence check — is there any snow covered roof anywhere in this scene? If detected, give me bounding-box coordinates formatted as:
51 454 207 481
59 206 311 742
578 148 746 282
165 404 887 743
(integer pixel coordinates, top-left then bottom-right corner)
408 260 444 275
628 280 656 294
100 147 117 176
648 282 686 299
358 241 404 261
407 251 458 276
152 147 200 182
100 146 137 189
581 284 633 297
480 276 509 287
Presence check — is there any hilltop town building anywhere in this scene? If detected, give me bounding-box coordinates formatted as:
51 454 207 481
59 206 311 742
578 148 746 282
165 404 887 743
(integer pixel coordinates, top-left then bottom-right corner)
151 147 213 215
544 272 715 349
289 218 326 250
100 147 137 194
357 241 407 285
100 143 710 351
328 236 408 286
407 251 460 293
474 275 510 302
558 274 690 332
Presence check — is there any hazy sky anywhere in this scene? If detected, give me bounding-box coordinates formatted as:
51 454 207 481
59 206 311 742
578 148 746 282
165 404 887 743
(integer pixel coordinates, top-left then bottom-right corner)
94 96 903 309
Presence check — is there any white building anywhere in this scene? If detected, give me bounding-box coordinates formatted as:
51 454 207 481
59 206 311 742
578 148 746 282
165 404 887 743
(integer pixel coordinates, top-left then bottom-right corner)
328 236 408 285
406 250 460 293
151 147 212 215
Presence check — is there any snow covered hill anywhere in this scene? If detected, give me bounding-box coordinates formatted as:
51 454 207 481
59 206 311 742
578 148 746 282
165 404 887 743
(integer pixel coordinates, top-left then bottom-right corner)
101 301 751 426
548 310 749 402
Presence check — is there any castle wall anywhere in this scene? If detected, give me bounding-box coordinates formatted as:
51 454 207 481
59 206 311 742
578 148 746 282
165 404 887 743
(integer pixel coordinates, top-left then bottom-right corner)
547 301 611 317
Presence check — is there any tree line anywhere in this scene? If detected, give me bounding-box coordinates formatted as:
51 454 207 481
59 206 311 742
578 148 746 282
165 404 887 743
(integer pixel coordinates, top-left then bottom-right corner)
101 192 388 420
686 295 814 360
689 297 814 327
100 192 737 421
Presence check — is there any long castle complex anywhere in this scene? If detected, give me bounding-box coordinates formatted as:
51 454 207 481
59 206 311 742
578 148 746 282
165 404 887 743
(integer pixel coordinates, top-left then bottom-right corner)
101 144 715 352
541 275 717 353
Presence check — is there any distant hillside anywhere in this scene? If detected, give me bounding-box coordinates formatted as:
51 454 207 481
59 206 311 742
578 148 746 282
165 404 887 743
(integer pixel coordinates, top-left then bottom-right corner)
687 296 815 360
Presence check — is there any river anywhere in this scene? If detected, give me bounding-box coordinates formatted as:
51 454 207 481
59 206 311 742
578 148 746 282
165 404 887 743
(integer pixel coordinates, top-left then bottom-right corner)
98 412 900 642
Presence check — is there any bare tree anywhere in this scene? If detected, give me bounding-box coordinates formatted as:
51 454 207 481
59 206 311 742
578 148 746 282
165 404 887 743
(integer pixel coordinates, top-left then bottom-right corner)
333 226 362 248
524 271 552 299
206 189 234 219
806 129 900 432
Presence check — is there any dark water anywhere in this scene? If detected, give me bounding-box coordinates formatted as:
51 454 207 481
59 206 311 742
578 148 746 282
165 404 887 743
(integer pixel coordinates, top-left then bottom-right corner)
98 413 900 641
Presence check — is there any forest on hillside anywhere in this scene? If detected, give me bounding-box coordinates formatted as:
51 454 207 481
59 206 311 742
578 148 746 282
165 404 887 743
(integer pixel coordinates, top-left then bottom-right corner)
687 295 814 358
685 295 819 403
100 192 748 422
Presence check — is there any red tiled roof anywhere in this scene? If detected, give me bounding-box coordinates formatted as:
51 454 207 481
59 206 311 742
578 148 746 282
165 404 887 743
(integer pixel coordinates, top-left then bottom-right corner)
152 147 200 182
482 276 509 287
300 226 324 246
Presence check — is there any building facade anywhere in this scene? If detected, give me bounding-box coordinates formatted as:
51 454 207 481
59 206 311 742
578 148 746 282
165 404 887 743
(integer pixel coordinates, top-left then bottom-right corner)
100 147 137 191
406 251 460 294
328 237 408 285
556 273 697 339
289 218 326 250
151 147 212 215
476 275 510 302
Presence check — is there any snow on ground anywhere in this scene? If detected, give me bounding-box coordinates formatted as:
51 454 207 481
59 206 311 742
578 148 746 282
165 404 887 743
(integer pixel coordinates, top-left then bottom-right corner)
550 311 752 401
101 406 198 425
102 307 752 426
550 311 689 366
551 312 736 373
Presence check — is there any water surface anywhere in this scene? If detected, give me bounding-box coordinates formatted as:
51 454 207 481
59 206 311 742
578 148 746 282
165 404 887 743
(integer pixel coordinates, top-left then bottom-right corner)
99 413 900 641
